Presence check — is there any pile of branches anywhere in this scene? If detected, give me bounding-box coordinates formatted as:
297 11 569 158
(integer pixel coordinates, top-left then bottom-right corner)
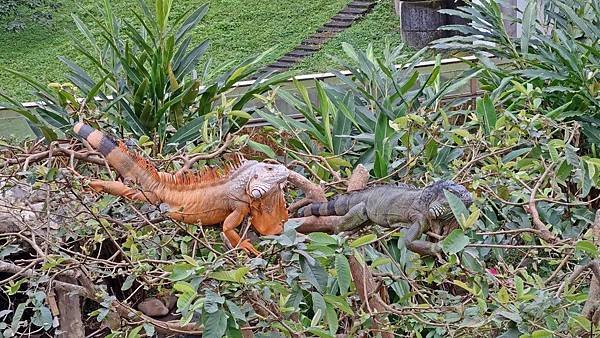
1 136 599 337
0 139 402 337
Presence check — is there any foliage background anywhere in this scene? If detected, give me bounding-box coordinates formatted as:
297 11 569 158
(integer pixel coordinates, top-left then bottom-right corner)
1 0 600 337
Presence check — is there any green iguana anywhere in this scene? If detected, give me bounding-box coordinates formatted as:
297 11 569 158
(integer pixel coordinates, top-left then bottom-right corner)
297 180 473 257
73 122 289 255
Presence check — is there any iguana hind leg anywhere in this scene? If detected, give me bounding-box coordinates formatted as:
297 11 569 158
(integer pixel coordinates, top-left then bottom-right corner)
89 180 159 203
222 209 260 256
335 202 370 233
403 220 443 260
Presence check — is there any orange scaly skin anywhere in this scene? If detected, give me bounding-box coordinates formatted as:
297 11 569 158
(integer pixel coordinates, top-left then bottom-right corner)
73 123 289 255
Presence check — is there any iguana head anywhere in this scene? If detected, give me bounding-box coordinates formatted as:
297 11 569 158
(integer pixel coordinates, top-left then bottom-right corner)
420 180 473 222
246 163 289 199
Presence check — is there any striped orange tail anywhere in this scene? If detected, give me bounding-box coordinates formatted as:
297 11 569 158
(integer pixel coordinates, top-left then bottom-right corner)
73 123 159 190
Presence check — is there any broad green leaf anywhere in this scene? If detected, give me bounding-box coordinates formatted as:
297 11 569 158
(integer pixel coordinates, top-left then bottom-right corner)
530 329 553 338
300 255 328 293
325 304 338 335
349 234 377 248
497 286 510 304
323 295 353 315
247 140 276 158
444 190 469 222
575 240 598 258
311 292 326 324
308 232 338 246
515 275 524 299
335 254 351 294
209 267 250 283
127 325 144 338
441 229 469 255
169 263 195 281
202 309 228 338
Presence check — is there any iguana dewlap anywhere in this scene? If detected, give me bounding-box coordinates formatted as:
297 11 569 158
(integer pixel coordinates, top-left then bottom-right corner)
298 181 473 258
74 123 289 256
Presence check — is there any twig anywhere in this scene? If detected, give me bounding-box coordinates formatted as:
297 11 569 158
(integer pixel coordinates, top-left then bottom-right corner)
176 133 234 173
522 163 557 243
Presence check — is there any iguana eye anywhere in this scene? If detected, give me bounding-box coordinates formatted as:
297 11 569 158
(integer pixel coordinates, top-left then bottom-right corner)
267 167 273 171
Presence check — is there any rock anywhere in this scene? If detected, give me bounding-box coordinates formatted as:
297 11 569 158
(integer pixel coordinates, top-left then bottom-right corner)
137 297 170 317
160 294 178 311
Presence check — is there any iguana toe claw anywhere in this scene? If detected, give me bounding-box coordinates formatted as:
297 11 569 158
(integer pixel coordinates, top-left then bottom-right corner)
239 239 261 256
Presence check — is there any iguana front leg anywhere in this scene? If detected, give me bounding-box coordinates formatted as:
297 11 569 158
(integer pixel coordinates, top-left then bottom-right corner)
403 219 443 259
88 180 159 203
222 209 260 256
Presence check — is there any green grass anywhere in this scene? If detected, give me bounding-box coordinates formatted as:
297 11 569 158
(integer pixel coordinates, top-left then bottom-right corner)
0 0 351 101
294 1 402 72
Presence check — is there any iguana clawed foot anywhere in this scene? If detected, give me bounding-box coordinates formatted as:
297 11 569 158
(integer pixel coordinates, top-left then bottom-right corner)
238 239 261 256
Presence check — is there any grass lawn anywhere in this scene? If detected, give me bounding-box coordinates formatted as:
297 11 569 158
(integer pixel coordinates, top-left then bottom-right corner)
0 0 350 101
294 1 402 72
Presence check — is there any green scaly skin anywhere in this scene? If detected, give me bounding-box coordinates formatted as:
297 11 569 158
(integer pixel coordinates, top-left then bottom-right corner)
298 180 473 258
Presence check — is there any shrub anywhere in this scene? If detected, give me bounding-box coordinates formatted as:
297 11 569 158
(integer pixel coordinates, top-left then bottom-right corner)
1 0 288 154
433 0 600 145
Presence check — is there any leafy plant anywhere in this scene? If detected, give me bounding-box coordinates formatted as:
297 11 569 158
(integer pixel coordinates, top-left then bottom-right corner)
433 0 600 144
258 43 480 178
0 0 288 154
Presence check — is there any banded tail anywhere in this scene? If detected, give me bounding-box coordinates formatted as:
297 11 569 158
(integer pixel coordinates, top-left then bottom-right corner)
73 123 159 190
297 195 354 217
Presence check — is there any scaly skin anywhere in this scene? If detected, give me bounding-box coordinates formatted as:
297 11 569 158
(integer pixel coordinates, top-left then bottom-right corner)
73 123 289 255
298 181 473 258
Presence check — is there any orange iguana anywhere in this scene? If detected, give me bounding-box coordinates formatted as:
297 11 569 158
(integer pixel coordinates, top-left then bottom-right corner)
73 123 289 255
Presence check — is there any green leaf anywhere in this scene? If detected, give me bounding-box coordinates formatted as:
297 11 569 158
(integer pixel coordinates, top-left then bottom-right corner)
497 286 510 304
307 327 335 338
300 255 328 293
349 234 377 248
121 274 136 291
515 275 524 299
575 240 598 258
475 95 497 135
169 263 195 281
311 292 326 324
247 140 276 158
443 190 469 222
571 315 591 332
209 267 250 283
202 309 228 338
143 323 155 337
520 0 537 54
325 304 338 335
441 229 469 255
308 232 338 246
127 325 144 338
335 255 351 294
323 294 353 315
530 329 553 338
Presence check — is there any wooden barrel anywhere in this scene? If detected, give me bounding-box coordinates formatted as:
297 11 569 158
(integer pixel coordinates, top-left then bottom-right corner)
395 0 468 49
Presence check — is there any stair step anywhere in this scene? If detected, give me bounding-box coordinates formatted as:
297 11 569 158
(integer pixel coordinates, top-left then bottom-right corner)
302 38 329 46
286 49 315 58
317 26 345 33
348 1 375 9
309 31 338 39
340 7 369 15
325 20 352 28
278 56 299 63
331 13 361 22
269 61 293 69
297 44 321 51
